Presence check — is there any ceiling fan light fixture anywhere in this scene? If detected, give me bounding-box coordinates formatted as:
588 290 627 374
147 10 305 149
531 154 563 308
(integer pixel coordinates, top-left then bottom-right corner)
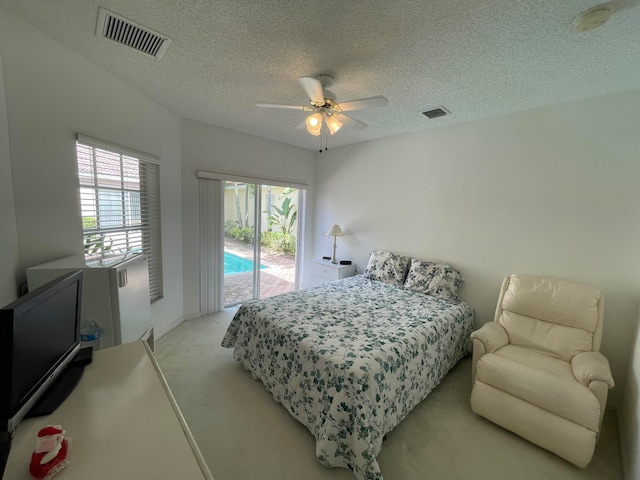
258 74 388 139
306 112 323 136
326 115 343 135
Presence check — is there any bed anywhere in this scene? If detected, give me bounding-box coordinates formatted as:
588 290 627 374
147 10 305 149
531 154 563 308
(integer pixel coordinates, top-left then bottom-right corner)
221 252 474 480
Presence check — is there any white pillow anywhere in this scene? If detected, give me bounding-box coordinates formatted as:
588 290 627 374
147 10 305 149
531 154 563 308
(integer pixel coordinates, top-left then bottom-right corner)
363 250 411 287
404 259 463 300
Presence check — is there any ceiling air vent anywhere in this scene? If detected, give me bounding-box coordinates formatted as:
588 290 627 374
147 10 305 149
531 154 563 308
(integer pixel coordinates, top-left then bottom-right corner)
421 107 449 119
96 7 172 60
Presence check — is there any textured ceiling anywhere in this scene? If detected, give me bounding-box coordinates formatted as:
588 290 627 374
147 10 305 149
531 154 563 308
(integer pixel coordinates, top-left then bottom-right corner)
1 0 639 151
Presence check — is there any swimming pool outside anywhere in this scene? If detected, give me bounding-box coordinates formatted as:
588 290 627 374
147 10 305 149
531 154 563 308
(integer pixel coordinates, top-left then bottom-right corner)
224 251 266 275
224 239 296 305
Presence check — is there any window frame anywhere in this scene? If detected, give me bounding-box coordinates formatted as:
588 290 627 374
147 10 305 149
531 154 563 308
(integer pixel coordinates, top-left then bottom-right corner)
76 134 163 303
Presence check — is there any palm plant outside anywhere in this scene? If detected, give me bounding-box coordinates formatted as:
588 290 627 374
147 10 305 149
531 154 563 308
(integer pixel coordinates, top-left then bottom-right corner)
225 187 298 256
263 188 297 255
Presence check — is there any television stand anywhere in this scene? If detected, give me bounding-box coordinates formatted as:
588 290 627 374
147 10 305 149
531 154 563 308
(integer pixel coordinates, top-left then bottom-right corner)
25 363 85 419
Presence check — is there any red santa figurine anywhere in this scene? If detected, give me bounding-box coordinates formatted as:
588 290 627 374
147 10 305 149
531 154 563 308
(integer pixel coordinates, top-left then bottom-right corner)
29 425 70 479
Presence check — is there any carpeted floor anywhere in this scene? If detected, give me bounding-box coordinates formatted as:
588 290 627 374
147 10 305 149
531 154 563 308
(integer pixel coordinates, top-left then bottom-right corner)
155 309 623 480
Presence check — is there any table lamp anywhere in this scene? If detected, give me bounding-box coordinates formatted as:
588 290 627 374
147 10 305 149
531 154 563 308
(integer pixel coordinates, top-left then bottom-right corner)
326 224 344 264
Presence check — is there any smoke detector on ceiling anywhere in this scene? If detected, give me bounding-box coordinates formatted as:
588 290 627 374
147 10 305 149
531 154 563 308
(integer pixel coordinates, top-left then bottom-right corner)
573 4 615 32
96 7 172 60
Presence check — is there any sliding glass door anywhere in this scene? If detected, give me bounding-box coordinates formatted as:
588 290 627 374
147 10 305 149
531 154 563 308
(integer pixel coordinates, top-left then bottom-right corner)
223 181 302 307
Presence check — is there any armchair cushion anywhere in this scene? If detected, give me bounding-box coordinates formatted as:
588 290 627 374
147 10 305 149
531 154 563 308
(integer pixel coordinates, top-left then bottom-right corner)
476 348 601 431
571 351 615 388
501 274 601 330
498 275 601 360
500 310 594 361
470 322 508 353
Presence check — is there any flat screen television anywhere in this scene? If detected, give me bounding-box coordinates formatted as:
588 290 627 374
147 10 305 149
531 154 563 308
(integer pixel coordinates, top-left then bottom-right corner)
0 270 83 435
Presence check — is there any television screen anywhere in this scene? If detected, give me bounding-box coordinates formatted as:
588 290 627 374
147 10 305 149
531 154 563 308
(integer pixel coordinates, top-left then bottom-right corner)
0 270 83 434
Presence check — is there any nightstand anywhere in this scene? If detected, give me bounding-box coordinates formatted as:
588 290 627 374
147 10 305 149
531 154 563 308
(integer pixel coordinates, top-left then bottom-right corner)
309 258 356 287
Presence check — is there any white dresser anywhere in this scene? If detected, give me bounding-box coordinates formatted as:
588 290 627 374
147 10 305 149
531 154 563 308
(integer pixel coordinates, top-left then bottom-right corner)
308 258 356 287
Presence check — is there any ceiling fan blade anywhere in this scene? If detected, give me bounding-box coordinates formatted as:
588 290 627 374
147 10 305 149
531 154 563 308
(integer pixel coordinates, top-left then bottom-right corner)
256 103 310 111
337 96 388 112
297 76 325 105
335 113 367 130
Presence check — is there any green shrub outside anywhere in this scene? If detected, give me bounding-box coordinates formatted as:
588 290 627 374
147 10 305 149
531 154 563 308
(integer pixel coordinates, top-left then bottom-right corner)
224 220 295 256
261 230 296 255
224 220 255 244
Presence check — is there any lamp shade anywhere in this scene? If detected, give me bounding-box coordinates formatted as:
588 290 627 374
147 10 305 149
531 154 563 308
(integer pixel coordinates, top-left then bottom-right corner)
326 224 344 236
325 115 343 135
305 113 322 136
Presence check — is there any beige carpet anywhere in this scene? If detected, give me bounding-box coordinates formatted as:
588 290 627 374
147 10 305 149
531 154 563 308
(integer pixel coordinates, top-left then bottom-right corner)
155 309 623 480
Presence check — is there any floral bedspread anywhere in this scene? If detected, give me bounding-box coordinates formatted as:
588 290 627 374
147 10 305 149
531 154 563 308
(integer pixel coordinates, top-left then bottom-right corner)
221 275 474 480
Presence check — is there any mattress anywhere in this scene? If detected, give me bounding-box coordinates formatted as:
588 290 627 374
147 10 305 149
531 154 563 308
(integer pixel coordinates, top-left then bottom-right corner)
222 275 474 480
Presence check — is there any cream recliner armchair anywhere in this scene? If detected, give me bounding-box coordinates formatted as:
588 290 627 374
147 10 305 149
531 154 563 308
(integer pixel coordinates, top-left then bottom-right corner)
470 274 614 467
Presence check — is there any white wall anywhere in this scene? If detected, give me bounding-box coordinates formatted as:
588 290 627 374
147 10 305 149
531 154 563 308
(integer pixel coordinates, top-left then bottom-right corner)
314 89 640 408
0 9 184 337
620 304 640 480
180 119 315 318
0 47 20 308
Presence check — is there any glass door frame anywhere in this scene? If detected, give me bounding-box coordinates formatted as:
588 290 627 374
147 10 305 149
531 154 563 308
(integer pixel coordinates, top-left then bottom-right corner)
197 170 307 314
249 182 262 302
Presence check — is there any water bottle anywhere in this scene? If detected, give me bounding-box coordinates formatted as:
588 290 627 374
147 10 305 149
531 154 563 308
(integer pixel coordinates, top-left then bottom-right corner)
80 320 101 350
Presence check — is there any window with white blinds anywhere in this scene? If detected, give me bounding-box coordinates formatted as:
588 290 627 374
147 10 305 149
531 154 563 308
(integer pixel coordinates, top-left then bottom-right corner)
76 136 163 303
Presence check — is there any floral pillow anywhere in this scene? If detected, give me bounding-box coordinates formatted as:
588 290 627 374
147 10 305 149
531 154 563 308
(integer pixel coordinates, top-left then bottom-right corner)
363 250 411 287
404 259 464 300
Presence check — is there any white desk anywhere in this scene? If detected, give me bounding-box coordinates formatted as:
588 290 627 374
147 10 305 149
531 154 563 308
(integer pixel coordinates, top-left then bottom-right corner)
3 341 213 480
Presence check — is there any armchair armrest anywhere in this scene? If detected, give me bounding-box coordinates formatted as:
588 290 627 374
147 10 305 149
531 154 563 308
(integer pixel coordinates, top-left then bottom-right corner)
571 351 615 388
470 322 509 353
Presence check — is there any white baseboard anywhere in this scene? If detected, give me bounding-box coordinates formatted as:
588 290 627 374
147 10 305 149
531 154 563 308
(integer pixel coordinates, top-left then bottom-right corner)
154 313 203 342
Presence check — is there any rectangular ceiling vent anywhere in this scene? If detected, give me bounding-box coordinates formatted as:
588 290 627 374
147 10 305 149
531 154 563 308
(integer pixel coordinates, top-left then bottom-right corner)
421 107 450 119
96 7 172 60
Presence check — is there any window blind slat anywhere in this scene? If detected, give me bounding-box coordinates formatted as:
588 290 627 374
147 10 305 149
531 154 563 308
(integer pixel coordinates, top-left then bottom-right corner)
76 134 160 164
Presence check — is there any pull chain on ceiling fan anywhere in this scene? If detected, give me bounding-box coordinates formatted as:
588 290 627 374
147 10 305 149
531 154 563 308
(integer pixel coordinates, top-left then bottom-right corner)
257 74 388 137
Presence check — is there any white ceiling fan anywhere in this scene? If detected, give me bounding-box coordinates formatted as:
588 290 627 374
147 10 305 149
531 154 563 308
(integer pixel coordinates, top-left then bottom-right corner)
257 74 388 137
